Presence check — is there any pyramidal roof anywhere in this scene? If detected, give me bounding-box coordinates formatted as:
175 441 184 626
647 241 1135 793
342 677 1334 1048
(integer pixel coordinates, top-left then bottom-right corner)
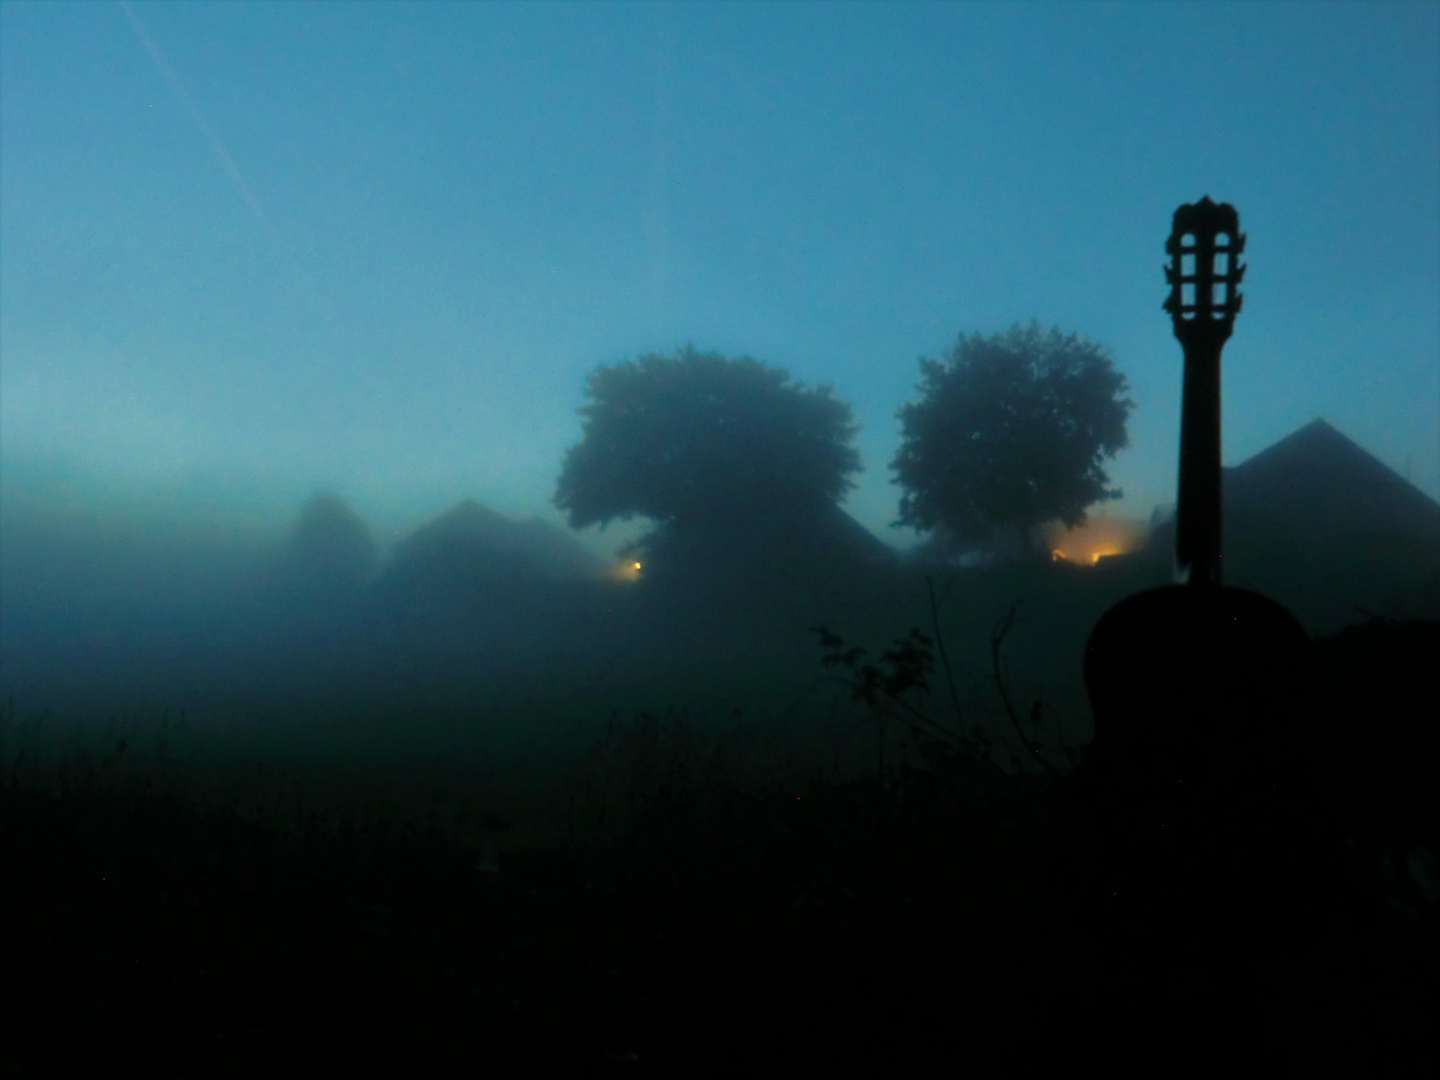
1224 419 1440 541
385 499 605 581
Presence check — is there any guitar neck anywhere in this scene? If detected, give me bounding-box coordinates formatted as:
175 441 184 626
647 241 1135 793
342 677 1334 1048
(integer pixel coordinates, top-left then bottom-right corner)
1175 338 1224 586
1164 197 1244 588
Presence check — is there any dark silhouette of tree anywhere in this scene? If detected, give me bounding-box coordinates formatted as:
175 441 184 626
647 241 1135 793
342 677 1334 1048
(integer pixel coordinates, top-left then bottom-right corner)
891 322 1133 559
555 346 862 534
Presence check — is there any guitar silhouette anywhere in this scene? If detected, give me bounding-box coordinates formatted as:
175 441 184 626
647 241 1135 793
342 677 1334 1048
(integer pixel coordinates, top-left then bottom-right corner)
1043 199 1337 1067
1084 198 1309 789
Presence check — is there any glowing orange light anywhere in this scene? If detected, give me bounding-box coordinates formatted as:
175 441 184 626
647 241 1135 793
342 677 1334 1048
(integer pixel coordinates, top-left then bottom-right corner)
1042 518 1147 568
610 558 643 582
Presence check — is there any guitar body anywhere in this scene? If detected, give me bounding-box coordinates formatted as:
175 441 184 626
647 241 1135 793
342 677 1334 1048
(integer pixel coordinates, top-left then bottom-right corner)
1043 585 1337 1072
1083 584 1307 787
1067 584 1322 955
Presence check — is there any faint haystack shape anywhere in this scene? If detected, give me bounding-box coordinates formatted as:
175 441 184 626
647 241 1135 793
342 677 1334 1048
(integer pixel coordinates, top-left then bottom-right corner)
1145 418 1440 627
375 499 605 636
1224 418 1440 544
506 514 612 582
272 493 380 605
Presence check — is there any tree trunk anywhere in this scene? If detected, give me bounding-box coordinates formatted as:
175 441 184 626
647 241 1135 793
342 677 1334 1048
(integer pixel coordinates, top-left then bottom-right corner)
1022 521 1050 563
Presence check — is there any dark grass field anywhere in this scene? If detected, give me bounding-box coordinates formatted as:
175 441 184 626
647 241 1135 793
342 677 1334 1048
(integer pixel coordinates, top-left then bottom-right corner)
4 557 1439 1075
4 704 1436 1075
1 700 1056 1074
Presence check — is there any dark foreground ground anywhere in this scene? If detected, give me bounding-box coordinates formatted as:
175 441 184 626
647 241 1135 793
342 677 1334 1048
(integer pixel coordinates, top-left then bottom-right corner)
4 622 1439 1077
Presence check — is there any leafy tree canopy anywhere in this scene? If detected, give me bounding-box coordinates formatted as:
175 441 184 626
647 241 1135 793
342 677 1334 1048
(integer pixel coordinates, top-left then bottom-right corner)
555 346 862 532
891 322 1134 556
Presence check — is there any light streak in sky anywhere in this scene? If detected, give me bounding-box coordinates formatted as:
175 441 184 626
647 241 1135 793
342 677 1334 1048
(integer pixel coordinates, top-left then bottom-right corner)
116 1 334 325
118 0 278 249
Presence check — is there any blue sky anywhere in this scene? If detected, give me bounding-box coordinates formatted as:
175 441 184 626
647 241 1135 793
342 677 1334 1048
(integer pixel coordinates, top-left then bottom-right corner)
2 1 1437 552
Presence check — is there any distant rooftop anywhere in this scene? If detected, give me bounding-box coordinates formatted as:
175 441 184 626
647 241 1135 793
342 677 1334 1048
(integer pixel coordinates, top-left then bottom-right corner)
1224 419 1440 542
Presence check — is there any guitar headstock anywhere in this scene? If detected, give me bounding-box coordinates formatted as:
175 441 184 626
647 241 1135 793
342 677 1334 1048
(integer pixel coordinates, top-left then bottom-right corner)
1164 196 1246 347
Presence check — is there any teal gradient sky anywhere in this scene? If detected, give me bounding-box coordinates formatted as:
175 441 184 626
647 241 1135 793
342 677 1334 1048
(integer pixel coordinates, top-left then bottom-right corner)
3 1 1437 550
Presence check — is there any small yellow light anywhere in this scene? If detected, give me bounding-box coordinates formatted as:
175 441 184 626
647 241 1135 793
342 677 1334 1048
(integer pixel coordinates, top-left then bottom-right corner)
633 561 642 571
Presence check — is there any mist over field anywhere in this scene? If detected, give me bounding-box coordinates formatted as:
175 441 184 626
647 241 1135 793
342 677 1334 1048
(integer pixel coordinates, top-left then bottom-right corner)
2 0 1437 892
2 3 1438 1071
4 3 1436 702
